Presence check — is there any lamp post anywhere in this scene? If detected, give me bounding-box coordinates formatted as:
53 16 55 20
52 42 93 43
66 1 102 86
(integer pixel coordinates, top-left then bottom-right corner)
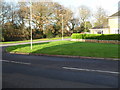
62 14 64 40
30 0 32 50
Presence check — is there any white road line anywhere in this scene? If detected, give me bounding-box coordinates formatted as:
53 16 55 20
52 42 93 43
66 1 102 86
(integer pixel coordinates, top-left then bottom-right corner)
0 60 31 65
62 67 119 74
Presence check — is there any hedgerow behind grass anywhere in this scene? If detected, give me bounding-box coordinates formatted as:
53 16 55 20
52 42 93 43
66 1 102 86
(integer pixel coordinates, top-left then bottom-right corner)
71 34 120 41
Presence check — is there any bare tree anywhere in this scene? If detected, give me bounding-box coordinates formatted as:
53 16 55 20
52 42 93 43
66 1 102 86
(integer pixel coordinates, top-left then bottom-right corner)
78 5 91 23
94 7 108 27
78 5 91 32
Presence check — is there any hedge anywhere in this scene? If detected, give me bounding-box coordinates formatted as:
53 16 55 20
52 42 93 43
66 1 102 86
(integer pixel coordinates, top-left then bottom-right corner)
71 34 120 41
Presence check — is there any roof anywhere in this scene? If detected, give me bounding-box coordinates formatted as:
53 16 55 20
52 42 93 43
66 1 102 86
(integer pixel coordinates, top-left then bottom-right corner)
109 11 120 17
92 25 108 29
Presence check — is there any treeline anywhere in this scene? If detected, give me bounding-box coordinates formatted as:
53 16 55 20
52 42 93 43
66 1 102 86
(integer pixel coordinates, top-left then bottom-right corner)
0 1 108 41
0 2 73 41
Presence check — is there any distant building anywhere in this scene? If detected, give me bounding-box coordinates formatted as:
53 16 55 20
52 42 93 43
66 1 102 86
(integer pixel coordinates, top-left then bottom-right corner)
90 11 120 34
90 25 109 34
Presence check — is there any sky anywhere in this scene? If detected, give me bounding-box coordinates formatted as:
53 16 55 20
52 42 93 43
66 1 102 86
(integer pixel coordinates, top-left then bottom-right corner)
53 0 119 16
4 0 120 16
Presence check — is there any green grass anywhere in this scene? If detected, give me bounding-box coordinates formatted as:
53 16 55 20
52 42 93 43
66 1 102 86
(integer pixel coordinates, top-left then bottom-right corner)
0 37 70 44
6 41 119 58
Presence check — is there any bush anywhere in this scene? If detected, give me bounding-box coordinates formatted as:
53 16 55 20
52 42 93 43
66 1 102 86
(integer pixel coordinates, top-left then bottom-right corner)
45 30 55 38
71 34 120 41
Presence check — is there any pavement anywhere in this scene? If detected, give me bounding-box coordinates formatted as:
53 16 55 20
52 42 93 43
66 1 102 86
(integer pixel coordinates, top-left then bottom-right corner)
0 39 71 47
1 45 119 88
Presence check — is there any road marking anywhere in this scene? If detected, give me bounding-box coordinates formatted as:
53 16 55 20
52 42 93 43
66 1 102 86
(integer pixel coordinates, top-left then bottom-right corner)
62 67 119 74
0 60 31 65
113 59 120 60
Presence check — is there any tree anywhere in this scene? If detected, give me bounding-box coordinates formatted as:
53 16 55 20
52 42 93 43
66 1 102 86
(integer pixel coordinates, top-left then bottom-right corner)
78 6 91 22
78 5 91 32
31 2 54 39
45 25 54 38
67 18 79 32
74 21 92 33
0 2 30 41
84 21 92 32
94 7 108 27
0 1 74 41
0 2 15 41
49 2 74 36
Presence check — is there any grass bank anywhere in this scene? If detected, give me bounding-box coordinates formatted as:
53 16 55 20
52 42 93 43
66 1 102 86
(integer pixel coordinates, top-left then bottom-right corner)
6 41 119 58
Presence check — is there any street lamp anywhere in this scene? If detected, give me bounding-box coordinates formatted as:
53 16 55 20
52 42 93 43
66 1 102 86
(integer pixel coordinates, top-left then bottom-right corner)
30 0 32 50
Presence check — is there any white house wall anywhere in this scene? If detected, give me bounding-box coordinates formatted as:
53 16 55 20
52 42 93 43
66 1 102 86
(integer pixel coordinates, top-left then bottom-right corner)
90 28 109 34
109 16 119 34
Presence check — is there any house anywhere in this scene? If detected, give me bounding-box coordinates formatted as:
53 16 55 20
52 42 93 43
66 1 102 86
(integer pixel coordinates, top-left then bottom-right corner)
108 11 120 34
89 25 109 34
90 11 120 34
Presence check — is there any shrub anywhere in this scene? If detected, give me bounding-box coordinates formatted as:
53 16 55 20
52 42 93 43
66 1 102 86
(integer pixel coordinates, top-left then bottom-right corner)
71 33 120 41
45 30 54 38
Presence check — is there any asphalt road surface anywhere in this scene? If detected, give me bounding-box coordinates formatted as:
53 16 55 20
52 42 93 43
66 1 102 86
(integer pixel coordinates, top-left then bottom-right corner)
1 46 119 88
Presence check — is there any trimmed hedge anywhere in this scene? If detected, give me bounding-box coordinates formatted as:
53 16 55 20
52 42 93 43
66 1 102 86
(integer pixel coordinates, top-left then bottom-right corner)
71 34 120 41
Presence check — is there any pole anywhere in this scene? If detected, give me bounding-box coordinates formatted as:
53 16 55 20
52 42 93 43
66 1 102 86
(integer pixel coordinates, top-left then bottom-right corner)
62 15 63 40
30 0 32 50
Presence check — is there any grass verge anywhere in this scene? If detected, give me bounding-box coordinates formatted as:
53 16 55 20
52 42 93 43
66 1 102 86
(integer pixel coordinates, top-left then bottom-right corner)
6 41 119 59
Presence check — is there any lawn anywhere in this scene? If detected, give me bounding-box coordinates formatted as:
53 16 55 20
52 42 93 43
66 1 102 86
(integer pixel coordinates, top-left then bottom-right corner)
0 37 70 44
6 41 119 58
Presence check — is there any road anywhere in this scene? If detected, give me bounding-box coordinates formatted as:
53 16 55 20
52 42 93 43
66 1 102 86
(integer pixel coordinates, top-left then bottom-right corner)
1 42 119 88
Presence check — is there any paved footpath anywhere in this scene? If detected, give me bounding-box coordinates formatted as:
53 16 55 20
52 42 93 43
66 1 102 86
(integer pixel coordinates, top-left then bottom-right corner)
0 39 71 47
